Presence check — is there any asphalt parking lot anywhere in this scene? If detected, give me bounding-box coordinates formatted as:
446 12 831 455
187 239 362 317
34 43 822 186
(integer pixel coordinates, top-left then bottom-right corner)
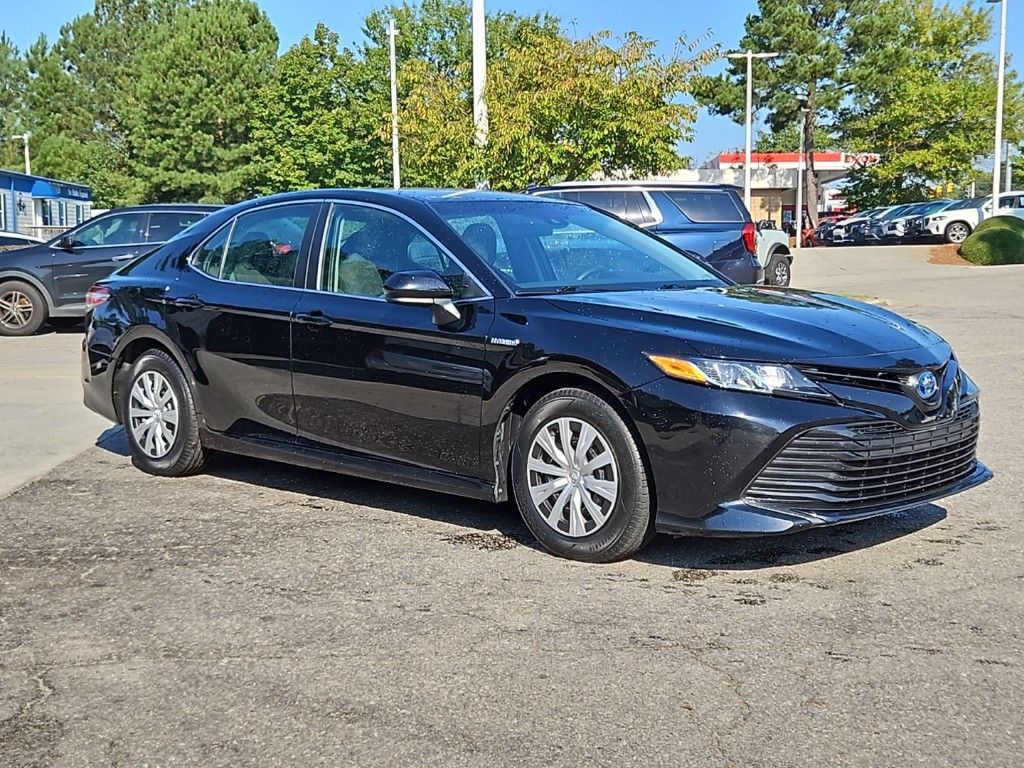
2 245 1022 767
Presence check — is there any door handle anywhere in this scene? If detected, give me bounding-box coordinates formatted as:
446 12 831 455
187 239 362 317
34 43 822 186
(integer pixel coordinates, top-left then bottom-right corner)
295 310 332 328
169 295 205 310
112 253 137 262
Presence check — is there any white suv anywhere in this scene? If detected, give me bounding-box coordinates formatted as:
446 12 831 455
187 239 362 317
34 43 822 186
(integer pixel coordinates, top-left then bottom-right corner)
921 192 1024 244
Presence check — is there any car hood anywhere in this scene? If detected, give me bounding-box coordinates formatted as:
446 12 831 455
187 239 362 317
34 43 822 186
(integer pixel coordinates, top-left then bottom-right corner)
548 285 950 367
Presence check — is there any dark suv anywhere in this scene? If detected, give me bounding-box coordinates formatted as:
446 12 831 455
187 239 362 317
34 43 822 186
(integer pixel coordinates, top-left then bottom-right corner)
0 204 218 336
527 182 760 284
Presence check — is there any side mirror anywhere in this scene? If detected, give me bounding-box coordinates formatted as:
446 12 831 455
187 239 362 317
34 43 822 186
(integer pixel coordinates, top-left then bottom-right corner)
58 236 75 251
383 270 460 325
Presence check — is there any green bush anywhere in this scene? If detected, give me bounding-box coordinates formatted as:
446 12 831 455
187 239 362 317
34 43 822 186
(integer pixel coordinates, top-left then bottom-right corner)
960 224 1024 266
974 214 1024 237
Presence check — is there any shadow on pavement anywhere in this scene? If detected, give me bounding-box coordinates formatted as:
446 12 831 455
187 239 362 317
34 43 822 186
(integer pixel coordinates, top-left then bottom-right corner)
95 427 947 570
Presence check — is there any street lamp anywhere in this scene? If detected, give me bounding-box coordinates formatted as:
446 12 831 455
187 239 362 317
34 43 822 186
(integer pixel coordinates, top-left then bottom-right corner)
472 0 488 149
726 50 781 212
988 0 1007 201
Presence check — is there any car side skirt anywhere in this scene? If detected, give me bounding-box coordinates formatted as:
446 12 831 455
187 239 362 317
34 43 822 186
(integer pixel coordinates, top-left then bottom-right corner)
202 431 498 502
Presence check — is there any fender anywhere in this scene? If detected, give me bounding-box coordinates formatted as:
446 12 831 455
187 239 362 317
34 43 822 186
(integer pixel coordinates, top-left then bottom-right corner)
110 324 207 424
485 355 649 501
0 269 57 313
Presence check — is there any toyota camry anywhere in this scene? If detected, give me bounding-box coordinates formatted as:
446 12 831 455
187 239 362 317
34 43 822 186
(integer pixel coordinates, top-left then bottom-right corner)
81 190 991 562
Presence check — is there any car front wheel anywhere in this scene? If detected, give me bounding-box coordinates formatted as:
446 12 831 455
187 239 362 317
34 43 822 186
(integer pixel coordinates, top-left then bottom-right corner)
0 280 47 336
512 388 653 562
123 350 206 477
765 253 792 286
944 222 971 244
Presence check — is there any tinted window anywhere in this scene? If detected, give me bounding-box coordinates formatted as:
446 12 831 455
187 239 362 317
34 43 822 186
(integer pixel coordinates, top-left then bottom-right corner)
434 200 721 293
318 204 479 299
664 190 745 223
194 204 314 286
445 215 511 277
147 211 208 243
193 224 231 279
71 213 147 247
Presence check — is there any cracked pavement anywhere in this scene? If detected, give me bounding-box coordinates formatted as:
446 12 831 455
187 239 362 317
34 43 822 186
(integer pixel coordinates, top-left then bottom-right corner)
1 246 1022 766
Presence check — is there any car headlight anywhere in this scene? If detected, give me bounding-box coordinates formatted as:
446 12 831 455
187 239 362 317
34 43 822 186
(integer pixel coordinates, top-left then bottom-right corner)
645 355 832 400
931 215 947 221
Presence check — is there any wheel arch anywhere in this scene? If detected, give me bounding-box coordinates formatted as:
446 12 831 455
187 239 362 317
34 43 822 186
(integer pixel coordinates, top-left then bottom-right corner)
109 327 202 423
489 362 654 505
0 270 56 313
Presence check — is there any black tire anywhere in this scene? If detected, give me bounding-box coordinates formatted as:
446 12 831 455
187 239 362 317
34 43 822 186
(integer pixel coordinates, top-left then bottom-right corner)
944 221 971 244
512 388 653 562
122 350 206 477
765 253 792 286
0 279 48 337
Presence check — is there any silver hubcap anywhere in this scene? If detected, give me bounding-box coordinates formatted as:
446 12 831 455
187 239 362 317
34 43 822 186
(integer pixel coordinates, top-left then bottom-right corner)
527 416 618 538
0 290 33 329
129 371 179 459
773 261 789 285
949 224 968 243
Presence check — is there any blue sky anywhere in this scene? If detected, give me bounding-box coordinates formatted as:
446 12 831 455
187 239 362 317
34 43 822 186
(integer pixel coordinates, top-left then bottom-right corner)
1 0 1018 164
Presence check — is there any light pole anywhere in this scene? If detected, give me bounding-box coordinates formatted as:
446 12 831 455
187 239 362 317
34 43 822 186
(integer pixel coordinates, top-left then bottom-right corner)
726 50 781 212
988 0 1007 206
795 108 810 251
388 19 400 189
472 0 488 149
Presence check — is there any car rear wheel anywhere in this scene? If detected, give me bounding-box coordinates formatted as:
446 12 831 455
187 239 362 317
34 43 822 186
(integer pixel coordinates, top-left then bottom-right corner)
944 222 971 244
765 253 791 286
123 350 206 477
512 388 653 562
0 280 47 337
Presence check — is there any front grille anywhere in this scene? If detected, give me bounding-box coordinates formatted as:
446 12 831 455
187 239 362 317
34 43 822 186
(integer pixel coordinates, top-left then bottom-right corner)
797 362 952 396
797 365 906 394
744 401 980 512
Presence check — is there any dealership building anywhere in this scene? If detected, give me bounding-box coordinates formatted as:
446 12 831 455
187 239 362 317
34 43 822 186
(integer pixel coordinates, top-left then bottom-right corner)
0 169 93 241
653 151 879 224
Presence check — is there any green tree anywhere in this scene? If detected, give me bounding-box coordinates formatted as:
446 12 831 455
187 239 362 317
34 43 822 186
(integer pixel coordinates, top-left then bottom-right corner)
249 24 378 193
22 0 187 204
126 0 278 203
693 0 878 226
753 123 838 153
0 34 28 172
840 0 1024 206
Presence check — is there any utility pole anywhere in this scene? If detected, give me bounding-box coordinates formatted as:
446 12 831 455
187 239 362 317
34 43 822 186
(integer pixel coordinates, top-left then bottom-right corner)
988 0 1007 207
388 19 400 190
1005 139 1013 192
472 0 489 152
726 50 780 213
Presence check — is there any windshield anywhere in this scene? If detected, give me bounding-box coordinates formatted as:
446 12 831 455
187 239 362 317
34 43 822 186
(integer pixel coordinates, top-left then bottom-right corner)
879 205 911 220
432 199 725 294
949 197 984 210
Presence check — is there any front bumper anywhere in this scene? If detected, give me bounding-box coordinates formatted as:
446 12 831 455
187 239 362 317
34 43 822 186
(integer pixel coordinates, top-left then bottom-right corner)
629 374 991 538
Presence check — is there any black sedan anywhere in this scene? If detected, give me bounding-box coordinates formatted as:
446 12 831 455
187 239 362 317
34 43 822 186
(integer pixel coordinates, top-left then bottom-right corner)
82 190 991 562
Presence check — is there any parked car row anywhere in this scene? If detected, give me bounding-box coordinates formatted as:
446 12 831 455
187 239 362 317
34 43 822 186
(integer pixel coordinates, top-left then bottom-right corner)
820 192 1024 246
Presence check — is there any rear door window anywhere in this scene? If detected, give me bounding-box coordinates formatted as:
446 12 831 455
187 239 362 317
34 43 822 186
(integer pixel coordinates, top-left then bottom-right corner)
664 190 746 223
147 211 208 243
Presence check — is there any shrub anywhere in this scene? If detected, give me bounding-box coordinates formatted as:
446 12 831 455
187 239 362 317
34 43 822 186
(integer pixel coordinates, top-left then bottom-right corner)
960 225 1024 265
974 214 1024 237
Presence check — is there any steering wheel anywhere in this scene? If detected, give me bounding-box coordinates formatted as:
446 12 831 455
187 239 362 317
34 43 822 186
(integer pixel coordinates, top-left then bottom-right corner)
575 265 618 282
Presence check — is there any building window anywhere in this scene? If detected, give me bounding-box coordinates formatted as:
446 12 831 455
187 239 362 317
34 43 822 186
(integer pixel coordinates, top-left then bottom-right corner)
58 201 67 227
0 194 7 231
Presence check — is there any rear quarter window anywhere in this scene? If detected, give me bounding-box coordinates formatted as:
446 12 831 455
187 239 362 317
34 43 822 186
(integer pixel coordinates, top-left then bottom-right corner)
664 190 746 223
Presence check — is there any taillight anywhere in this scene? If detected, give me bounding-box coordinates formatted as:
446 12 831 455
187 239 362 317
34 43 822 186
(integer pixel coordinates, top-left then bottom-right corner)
85 285 112 311
742 221 756 254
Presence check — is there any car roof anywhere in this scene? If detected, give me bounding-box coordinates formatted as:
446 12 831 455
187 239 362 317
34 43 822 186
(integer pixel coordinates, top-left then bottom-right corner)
529 180 742 193
100 203 223 214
